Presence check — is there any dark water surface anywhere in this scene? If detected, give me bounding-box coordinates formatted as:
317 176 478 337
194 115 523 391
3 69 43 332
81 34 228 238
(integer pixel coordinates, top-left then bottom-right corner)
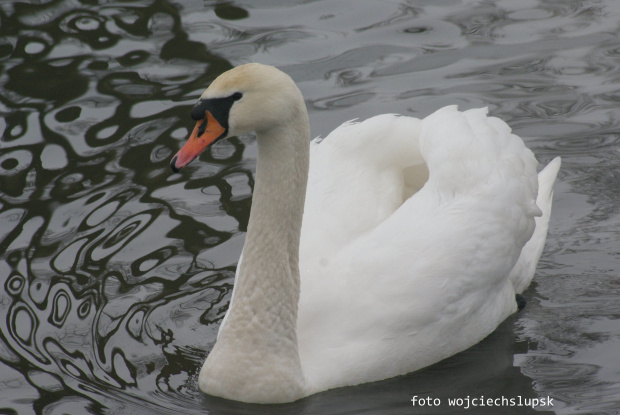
1 0 619 414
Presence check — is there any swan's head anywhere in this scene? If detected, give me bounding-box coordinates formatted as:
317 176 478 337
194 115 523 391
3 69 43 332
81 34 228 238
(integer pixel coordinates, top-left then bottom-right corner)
170 63 304 172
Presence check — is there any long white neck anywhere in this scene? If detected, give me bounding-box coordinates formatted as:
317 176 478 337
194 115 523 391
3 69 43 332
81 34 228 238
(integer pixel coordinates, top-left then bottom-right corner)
199 104 311 403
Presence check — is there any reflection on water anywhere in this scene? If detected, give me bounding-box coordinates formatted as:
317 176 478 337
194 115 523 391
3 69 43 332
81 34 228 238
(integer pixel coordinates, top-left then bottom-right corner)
1 0 619 413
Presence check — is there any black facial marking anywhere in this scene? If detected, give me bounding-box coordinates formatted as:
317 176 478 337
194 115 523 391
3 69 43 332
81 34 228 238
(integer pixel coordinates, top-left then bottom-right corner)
190 92 243 136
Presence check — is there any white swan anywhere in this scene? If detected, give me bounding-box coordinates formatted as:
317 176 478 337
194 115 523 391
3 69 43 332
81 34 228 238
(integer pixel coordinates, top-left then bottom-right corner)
170 63 560 404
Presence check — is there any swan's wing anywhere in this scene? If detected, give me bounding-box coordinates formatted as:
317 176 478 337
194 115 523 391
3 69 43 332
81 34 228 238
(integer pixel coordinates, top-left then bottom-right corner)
299 106 550 391
509 156 561 293
300 114 425 267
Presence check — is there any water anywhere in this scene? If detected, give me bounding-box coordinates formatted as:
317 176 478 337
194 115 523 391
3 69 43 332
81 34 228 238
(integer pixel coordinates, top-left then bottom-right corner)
0 0 619 413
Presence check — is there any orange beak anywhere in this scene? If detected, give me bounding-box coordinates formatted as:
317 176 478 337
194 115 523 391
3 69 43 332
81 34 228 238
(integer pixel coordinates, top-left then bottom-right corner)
170 110 227 172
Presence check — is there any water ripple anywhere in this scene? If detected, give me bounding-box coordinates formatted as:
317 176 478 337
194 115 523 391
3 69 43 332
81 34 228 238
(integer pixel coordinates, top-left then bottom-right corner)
1 0 620 413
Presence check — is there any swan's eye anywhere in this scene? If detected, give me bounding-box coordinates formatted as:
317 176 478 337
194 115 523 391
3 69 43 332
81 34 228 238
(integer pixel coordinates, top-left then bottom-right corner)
232 92 243 101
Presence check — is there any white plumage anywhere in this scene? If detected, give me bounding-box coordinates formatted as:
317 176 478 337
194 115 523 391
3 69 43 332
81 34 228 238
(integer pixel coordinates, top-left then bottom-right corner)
298 106 559 393
170 63 560 403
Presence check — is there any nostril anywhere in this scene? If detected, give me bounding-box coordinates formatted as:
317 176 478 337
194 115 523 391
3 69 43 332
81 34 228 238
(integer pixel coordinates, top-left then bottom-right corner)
197 118 207 137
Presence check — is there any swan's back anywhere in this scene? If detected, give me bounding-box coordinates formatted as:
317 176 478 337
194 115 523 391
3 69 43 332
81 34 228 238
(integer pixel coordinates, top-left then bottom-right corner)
301 114 425 265
298 106 559 393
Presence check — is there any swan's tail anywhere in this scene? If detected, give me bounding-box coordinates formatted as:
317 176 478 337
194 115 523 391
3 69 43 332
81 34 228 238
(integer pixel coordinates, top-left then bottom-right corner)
509 157 561 294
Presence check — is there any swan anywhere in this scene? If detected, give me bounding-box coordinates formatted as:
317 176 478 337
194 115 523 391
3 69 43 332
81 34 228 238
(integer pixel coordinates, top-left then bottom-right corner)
170 63 560 404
